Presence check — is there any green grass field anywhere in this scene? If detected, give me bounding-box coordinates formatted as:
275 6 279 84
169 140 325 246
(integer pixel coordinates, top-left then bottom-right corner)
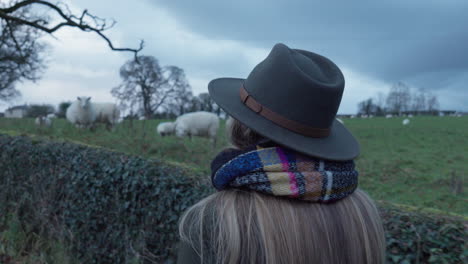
0 116 466 215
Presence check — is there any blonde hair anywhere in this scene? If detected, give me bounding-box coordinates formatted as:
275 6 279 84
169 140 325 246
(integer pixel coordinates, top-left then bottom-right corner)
179 119 386 264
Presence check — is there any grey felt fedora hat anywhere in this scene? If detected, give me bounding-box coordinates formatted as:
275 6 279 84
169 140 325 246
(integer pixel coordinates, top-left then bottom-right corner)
208 43 359 160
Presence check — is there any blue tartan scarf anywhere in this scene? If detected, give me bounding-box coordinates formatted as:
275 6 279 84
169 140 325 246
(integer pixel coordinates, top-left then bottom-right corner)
211 143 358 202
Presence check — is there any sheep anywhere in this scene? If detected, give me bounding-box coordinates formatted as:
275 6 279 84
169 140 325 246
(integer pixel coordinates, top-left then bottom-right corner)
402 118 410 125
93 102 120 130
385 114 393 119
156 122 175 136
408 114 413 118
66 96 120 130
174 111 220 146
47 113 56 119
66 97 96 129
35 116 52 127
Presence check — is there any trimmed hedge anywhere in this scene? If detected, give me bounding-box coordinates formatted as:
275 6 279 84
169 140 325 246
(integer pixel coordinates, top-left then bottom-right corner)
0 134 466 263
0 134 210 263
380 204 467 263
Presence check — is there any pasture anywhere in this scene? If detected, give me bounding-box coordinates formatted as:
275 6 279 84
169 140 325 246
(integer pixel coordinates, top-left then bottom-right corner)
0 116 466 215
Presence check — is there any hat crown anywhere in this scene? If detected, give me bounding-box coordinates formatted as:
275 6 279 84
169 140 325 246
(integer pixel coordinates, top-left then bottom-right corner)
244 43 345 129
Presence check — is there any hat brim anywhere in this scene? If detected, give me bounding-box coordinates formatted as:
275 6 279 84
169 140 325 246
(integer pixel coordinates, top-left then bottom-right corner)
209 78 360 161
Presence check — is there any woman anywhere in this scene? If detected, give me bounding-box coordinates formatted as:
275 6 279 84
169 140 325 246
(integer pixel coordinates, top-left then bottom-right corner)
178 43 386 264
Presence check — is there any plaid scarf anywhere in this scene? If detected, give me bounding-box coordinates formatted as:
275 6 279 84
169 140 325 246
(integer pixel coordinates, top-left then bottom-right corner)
211 143 358 202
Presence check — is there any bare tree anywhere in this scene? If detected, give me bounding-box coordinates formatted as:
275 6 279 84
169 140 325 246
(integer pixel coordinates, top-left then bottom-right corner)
386 81 411 115
0 3 46 101
375 92 386 113
163 66 193 116
164 87 193 117
0 0 143 101
0 0 143 55
427 93 440 114
411 88 427 114
111 56 191 119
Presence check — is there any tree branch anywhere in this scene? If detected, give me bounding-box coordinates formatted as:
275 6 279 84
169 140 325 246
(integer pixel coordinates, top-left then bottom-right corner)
0 0 143 57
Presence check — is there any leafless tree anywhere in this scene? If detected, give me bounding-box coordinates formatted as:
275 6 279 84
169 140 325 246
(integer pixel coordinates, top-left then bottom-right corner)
427 93 439 114
375 92 386 113
0 4 46 101
0 0 143 55
411 88 427 114
163 66 193 116
164 88 193 117
195 92 225 116
0 0 143 101
386 81 411 115
111 56 191 119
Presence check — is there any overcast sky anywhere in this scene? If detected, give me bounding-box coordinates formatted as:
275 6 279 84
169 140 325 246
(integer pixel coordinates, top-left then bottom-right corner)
2 0 467 114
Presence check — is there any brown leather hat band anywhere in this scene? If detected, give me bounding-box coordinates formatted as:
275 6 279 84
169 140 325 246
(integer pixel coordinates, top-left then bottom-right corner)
240 85 330 138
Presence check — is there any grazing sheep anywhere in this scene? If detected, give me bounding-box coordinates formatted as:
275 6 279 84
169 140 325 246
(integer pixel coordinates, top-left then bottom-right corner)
93 103 120 130
66 97 96 129
350 115 356 119
35 116 52 127
408 114 413 118
402 118 410 125
66 97 120 130
47 113 56 119
156 122 175 136
385 114 393 119
174 111 220 146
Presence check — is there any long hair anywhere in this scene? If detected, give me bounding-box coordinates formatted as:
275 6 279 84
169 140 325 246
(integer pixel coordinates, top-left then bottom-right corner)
179 118 386 264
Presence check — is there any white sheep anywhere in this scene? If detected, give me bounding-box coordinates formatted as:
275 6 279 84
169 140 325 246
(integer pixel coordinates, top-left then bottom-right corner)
66 97 120 130
402 118 410 125
93 102 120 130
35 116 52 127
174 111 220 146
66 97 96 129
47 113 56 119
386 114 393 118
156 122 175 136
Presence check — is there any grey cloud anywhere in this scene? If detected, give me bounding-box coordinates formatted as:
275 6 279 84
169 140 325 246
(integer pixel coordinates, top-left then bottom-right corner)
150 0 468 98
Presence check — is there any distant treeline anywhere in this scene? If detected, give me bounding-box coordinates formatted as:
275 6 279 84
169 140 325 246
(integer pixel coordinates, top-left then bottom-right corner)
357 81 446 116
